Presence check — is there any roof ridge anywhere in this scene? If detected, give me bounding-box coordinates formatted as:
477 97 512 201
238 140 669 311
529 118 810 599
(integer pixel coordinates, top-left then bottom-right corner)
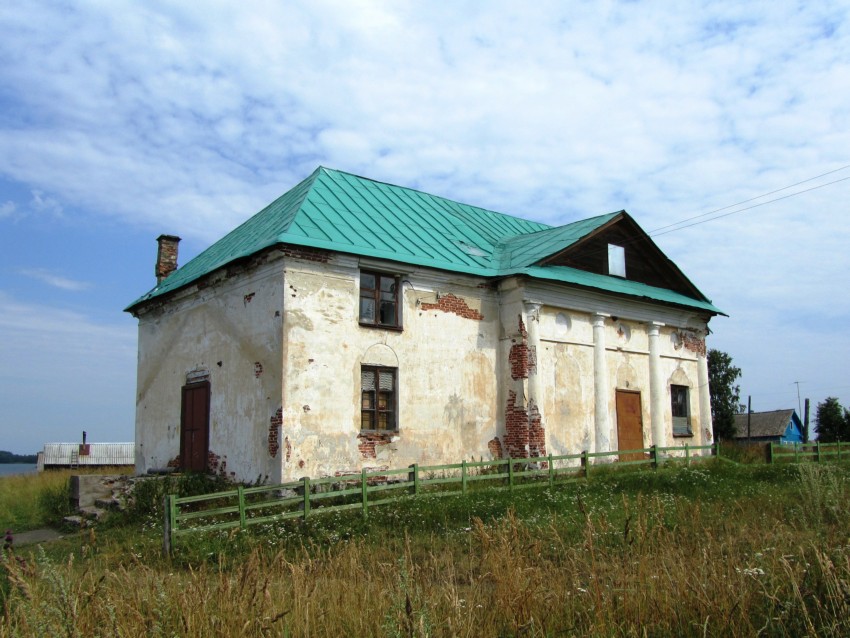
317 166 549 230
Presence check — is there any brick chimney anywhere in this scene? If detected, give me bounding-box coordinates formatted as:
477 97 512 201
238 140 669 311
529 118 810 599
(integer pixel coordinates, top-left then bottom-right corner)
155 235 181 283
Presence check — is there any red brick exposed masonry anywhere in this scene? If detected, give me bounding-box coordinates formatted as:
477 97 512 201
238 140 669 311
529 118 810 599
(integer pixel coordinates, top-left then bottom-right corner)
254 362 263 378
508 314 536 379
509 343 537 379
527 399 546 458
488 437 504 459
281 245 330 263
269 408 283 457
208 450 230 476
420 293 484 320
681 331 707 356
358 432 393 459
155 235 180 283
503 391 547 459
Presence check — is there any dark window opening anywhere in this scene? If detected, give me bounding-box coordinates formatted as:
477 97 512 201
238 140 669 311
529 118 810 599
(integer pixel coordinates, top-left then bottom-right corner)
671 384 692 436
360 271 400 328
361 366 397 432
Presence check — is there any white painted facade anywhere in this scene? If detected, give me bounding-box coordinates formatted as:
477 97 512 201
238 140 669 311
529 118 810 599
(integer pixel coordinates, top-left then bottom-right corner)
134 247 713 482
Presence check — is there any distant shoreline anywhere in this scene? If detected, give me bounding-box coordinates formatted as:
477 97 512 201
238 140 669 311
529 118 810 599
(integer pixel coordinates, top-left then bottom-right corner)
0 451 38 464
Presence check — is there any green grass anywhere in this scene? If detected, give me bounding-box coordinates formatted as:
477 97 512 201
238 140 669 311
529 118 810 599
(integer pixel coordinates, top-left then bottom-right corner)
0 471 73 531
2 460 849 637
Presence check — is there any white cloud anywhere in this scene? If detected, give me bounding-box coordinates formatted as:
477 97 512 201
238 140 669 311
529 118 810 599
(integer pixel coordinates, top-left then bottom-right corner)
25 190 63 218
18 268 92 292
0 201 14 219
0 0 848 423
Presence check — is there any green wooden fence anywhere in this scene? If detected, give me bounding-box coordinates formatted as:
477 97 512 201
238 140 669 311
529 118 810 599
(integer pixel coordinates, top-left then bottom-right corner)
768 441 845 464
163 443 720 554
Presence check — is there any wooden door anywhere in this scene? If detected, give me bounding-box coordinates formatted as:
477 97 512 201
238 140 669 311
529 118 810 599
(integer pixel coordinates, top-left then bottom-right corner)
180 382 210 472
616 390 644 461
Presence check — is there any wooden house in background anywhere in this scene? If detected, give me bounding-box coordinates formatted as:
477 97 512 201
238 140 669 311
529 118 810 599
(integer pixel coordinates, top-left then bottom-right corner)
733 409 804 445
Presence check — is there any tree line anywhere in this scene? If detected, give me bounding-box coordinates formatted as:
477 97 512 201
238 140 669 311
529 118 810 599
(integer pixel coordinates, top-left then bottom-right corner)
0 450 37 464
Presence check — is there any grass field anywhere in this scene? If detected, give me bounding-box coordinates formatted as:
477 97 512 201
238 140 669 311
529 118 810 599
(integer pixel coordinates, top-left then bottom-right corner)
2 460 849 637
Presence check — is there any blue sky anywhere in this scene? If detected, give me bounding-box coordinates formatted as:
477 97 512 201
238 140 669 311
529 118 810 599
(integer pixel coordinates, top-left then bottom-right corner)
1 1 849 454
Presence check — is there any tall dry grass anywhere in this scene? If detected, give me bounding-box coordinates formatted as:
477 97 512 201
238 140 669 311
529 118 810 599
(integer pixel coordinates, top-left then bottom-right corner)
2 463 849 637
0 471 72 531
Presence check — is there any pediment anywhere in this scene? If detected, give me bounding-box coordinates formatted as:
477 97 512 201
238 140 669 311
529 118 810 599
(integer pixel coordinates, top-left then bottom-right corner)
539 212 706 300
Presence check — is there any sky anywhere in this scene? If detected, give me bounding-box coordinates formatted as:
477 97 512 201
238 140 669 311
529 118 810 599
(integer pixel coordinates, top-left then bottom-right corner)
1 1 848 454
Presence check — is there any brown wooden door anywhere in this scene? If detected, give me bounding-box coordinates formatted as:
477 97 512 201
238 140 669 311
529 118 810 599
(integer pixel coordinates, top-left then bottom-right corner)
616 390 644 461
181 382 210 472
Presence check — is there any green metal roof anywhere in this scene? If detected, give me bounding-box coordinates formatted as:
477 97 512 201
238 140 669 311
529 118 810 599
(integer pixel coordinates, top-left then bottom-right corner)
126 167 722 315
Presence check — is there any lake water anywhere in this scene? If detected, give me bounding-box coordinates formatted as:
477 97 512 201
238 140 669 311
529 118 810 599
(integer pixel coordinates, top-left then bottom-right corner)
0 463 37 477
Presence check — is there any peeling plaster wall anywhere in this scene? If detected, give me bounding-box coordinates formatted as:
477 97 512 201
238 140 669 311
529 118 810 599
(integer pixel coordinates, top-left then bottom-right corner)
511 280 714 459
278 255 500 480
134 248 715 482
134 256 285 483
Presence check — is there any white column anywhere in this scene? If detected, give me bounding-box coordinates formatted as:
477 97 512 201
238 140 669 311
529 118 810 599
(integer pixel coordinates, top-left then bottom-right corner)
592 313 610 453
697 342 712 444
647 322 666 449
524 303 542 409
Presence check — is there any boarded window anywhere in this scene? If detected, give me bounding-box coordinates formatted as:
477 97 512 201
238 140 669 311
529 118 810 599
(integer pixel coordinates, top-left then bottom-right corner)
671 384 692 436
361 366 397 431
360 271 400 328
607 244 626 277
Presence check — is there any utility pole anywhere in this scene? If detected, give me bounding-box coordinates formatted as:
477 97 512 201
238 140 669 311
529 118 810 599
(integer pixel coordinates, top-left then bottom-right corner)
747 395 752 442
804 398 810 443
794 381 803 419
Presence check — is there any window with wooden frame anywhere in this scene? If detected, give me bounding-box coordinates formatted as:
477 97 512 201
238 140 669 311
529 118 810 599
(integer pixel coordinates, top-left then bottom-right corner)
361 366 397 432
359 271 400 328
671 384 692 436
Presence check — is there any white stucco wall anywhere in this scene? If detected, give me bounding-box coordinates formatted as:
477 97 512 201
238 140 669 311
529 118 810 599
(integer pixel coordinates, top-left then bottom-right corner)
134 255 285 482
133 250 715 482
277 254 501 480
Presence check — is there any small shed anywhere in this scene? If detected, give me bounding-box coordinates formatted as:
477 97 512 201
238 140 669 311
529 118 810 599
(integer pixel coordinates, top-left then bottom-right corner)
733 409 804 445
38 443 135 471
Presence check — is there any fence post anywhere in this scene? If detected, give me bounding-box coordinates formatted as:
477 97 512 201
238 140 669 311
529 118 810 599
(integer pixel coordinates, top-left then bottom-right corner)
302 477 311 519
839 441 842 462
361 468 368 518
685 444 690 467
508 457 514 491
462 460 467 494
816 441 821 464
408 464 417 496
162 494 173 557
715 441 720 458
238 485 247 529
650 445 658 470
548 454 554 488
767 442 774 464
581 450 589 481
794 443 799 464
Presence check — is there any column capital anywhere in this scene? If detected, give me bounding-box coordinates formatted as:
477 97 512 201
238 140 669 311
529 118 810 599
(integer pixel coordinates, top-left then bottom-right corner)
646 321 664 336
592 312 610 327
523 301 543 320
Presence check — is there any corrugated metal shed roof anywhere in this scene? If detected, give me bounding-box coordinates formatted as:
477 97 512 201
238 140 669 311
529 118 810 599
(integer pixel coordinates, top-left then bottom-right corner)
126 167 723 315
42 443 134 466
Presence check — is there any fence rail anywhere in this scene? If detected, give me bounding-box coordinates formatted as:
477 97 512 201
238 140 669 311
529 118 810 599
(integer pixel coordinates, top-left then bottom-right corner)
163 443 721 554
768 441 845 464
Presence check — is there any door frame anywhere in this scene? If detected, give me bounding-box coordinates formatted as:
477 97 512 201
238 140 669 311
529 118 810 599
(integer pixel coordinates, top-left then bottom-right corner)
180 381 211 472
615 389 645 462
